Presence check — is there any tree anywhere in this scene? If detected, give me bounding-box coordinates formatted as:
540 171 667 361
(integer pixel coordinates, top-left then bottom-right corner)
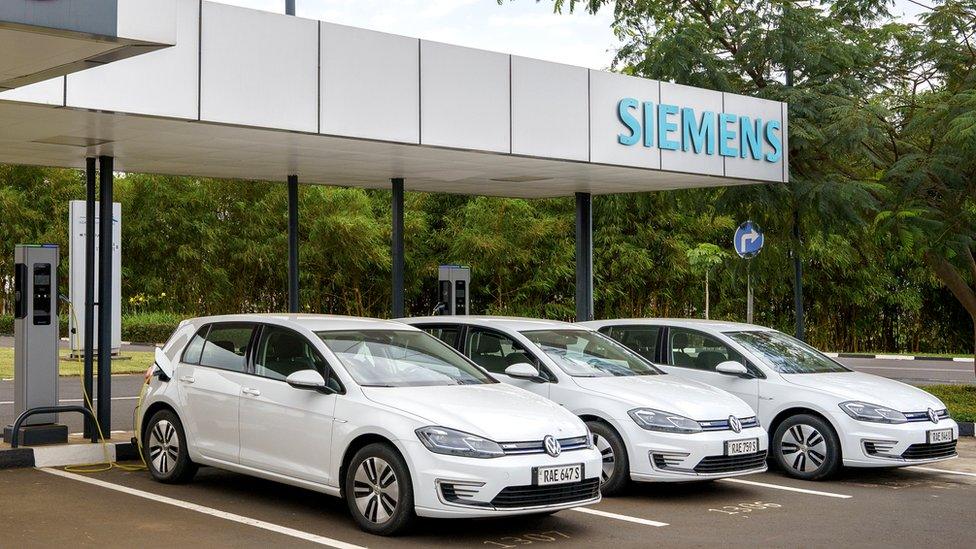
687 243 725 318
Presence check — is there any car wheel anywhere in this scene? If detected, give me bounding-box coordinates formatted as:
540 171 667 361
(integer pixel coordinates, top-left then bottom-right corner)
587 421 629 496
772 414 841 480
143 409 198 484
345 443 415 536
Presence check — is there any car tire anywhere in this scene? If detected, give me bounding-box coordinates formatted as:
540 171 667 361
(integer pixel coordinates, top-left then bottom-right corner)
772 414 841 481
344 443 415 536
587 420 629 496
143 409 198 484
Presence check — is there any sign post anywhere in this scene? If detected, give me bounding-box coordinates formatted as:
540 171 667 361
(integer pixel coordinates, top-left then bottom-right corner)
733 220 764 324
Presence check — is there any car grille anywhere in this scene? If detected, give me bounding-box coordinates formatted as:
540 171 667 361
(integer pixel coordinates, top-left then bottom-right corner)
903 409 950 423
499 436 589 455
490 478 600 509
693 450 768 474
698 416 760 431
900 441 957 460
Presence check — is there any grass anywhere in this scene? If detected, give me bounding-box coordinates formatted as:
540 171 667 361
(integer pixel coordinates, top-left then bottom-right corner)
0 347 152 379
923 385 976 423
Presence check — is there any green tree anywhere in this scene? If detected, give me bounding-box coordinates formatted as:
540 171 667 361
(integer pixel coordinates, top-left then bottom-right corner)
687 242 725 318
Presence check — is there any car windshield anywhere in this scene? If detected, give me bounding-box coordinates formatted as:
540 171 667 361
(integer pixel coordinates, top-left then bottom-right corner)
317 329 495 387
726 330 850 374
520 329 661 377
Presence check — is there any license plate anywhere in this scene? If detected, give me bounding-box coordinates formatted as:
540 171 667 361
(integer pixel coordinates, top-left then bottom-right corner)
536 464 582 486
725 438 759 456
927 429 954 444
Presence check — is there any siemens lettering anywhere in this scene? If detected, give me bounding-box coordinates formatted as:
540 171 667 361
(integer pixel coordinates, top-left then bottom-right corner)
616 98 782 163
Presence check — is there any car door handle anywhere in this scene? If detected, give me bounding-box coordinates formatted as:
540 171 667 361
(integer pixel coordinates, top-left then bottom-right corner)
242 387 261 397
179 376 195 384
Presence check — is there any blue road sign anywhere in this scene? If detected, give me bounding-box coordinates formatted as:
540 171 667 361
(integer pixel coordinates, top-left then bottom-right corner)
734 220 764 259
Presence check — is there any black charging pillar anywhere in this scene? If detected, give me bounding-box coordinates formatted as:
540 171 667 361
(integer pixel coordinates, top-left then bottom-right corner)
391 178 405 318
575 192 593 322
97 155 113 435
83 157 97 441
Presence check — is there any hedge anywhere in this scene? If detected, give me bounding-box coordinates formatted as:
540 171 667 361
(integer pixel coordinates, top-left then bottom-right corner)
0 311 186 344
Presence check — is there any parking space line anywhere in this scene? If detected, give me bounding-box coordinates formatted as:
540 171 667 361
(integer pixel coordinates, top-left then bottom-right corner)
718 478 852 499
907 466 976 478
570 507 668 527
39 468 366 549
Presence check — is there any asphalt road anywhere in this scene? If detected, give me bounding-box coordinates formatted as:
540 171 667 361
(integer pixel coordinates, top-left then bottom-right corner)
2 439 974 548
837 357 974 385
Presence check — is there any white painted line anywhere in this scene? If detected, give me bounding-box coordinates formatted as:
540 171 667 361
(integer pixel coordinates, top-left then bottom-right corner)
953 357 974 363
38 468 366 549
718 478 852 499
824 352 838 357
570 506 668 527
907 466 976 478
875 354 913 361
0 396 139 406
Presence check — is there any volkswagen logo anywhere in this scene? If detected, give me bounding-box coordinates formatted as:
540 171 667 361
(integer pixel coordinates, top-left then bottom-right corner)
729 416 742 433
543 435 561 457
927 408 939 424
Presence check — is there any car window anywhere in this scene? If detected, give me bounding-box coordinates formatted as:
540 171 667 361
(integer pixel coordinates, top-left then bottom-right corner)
420 325 461 348
199 323 253 372
726 330 850 374
255 325 326 380
668 328 744 372
465 328 537 374
181 327 207 365
520 329 661 377
601 325 660 362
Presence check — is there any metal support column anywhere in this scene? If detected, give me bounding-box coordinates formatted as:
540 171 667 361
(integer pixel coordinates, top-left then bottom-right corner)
83 158 97 441
575 192 593 322
391 178 405 318
96 156 113 435
288 175 299 313
285 0 295 16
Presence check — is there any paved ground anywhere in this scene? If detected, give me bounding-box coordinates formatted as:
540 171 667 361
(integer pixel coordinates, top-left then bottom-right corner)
838 357 974 385
0 336 157 353
1 439 974 548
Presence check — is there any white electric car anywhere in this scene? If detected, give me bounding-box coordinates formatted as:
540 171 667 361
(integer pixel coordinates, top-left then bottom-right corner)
140 314 602 536
401 316 768 495
582 318 960 480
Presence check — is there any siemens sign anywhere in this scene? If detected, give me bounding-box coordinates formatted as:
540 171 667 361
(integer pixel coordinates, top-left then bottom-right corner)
615 98 782 163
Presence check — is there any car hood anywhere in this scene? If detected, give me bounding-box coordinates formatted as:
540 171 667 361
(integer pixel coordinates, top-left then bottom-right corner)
571 375 755 420
783 372 946 411
362 383 585 441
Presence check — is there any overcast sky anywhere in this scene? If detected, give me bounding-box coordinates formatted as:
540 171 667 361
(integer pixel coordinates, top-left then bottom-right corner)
215 0 933 70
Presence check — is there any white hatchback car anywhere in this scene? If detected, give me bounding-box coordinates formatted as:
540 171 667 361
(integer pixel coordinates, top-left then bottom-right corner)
401 316 769 495
583 319 960 480
140 314 601 536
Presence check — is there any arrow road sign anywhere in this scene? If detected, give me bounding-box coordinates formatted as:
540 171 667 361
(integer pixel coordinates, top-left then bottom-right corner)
734 220 764 259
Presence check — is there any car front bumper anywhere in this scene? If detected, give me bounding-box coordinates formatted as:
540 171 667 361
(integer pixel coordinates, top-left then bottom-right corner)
833 413 959 467
402 440 603 518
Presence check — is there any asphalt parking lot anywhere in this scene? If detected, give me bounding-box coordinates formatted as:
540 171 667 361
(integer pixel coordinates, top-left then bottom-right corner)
2 438 974 548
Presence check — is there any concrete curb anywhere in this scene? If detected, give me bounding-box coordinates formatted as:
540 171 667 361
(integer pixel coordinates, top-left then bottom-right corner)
826 352 973 363
0 441 137 470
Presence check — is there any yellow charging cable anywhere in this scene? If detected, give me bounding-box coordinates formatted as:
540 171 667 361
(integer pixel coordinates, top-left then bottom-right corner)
62 299 147 473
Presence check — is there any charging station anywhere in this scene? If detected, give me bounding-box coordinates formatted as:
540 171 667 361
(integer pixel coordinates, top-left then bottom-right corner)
3 245 68 446
436 265 470 316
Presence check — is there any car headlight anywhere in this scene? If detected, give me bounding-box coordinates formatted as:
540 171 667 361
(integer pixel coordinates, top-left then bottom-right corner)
628 408 702 434
839 401 908 424
584 423 595 448
415 426 504 458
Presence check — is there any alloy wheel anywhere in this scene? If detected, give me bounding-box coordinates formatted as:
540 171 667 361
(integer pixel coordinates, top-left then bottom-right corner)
780 423 827 473
353 457 399 524
593 433 616 483
148 419 180 475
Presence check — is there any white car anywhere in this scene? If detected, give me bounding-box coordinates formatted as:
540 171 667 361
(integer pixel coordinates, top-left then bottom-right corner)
401 316 768 495
139 314 602 536
582 318 960 480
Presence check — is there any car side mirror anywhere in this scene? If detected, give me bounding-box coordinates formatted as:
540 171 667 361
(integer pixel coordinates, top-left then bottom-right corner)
286 369 331 392
716 360 750 377
154 347 174 381
504 362 546 383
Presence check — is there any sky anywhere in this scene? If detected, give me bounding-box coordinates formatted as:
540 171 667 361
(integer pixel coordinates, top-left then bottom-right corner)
214 0 933 70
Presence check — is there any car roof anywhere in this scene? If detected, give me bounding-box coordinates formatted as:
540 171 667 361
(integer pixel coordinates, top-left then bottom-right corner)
400 315 593 333
183 313 418 333
579 318 775 333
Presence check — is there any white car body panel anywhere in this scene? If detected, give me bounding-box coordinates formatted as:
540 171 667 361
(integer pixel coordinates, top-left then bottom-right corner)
401 316 769 482
581 318 960 468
